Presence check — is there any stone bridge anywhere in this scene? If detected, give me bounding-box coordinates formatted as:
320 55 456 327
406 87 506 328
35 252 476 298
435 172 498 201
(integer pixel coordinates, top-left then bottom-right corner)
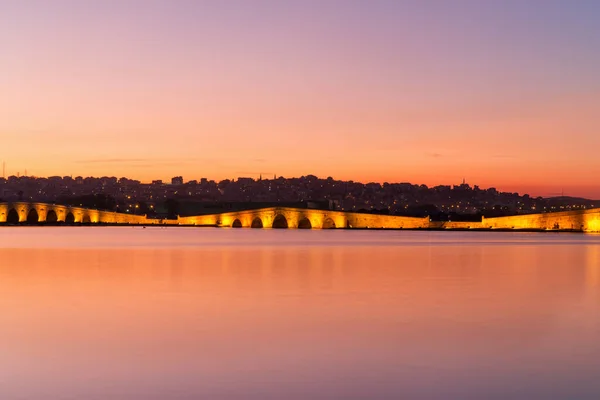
481 208 600 232
0 202 159 224
1 202 600 232
430 208 600 232
0 202 428 228
177 207 429 229
178 206 600 232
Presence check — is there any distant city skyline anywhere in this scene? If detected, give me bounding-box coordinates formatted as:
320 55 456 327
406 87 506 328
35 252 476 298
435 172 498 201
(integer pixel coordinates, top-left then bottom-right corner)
1 169 597 200
2 1 599 198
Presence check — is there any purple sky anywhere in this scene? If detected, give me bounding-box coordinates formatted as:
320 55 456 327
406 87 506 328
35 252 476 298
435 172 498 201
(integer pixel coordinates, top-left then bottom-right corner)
1 0 599 197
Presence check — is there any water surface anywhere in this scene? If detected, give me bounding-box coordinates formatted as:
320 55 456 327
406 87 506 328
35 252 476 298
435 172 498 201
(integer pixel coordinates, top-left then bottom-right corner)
1 228 599 399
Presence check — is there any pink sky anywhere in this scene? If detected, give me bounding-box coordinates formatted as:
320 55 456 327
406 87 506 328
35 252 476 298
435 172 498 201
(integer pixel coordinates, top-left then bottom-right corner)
1 1 599 198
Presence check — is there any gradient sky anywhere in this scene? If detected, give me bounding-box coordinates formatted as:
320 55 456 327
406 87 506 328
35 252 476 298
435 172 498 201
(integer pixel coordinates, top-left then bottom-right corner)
1 0 600 197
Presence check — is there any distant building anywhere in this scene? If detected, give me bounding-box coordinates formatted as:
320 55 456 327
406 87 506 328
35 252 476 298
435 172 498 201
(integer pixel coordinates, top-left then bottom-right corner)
171 176 184 185
237 177 254 185
152 180 163 185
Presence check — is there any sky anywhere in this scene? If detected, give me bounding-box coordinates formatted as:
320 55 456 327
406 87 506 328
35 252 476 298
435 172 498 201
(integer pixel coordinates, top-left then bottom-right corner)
1 0 600 198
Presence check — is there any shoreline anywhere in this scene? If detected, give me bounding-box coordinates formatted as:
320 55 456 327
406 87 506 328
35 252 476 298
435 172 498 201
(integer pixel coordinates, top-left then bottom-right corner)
0 224 589 233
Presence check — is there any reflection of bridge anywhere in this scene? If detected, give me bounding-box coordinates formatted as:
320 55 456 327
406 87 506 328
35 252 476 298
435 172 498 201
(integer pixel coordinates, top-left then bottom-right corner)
1 202 600 232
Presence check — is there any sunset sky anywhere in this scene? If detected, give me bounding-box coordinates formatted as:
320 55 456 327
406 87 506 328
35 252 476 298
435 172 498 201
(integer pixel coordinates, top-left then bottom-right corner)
1 0 599 197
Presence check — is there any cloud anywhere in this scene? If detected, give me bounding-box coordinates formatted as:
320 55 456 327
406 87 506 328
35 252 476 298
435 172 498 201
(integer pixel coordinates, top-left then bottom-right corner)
427 152 443 158
235 171 273 176
73 158 201 168
75 158 151 164
129 162 193 168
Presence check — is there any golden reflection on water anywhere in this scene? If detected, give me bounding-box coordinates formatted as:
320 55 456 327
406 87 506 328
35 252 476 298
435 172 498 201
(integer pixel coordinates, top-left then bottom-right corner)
586 244 600 288
0 230 600 399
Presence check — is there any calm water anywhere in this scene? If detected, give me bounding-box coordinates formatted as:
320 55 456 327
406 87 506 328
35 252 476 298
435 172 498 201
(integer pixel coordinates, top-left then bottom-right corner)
1 228 599 400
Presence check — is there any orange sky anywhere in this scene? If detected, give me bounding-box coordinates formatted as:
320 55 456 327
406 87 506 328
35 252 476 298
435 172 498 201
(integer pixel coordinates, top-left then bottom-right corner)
1 1 599 198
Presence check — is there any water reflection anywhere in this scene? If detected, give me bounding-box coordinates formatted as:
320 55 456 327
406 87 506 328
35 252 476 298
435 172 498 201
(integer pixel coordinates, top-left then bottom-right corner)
0 229 599 399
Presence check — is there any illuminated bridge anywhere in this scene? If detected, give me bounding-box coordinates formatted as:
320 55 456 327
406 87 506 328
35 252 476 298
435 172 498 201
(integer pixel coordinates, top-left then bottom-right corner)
1 202 600 232
0 202 427 228
0 202 153 225
177 207 428 229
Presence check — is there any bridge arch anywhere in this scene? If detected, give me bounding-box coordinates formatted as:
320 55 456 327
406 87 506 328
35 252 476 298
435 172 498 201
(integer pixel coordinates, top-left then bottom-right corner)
323 217 336 229
272 214 288 229
46 210 58 223
27 209 39 224
65 212 75 224
298 217 312 229
6 208 19 224
232 218 242 228
251 217 263 228
82 215 92 224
